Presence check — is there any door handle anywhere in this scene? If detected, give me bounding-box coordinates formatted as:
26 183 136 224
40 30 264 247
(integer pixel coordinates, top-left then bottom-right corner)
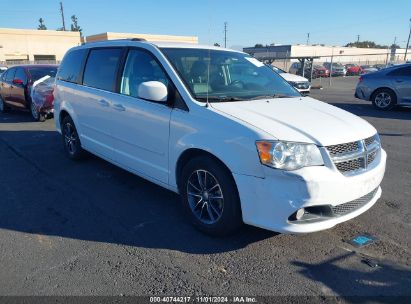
113 103 125 111
98 99 110 106
395 80 404 83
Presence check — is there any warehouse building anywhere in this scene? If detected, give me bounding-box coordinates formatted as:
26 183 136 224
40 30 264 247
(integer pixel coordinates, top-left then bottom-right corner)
0 28 198 65
85 32 198 44
243 44 407 70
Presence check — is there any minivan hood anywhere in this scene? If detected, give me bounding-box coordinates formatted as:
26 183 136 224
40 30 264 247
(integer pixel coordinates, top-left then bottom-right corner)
211 97 376 146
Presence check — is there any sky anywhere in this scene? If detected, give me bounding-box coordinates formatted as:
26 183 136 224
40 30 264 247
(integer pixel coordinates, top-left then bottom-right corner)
0 0 410 49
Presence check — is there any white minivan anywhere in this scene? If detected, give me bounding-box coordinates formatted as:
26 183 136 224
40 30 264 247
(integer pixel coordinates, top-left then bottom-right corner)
54 39 386 236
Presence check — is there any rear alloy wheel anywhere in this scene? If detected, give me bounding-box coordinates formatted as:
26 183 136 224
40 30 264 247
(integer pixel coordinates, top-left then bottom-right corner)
181 156 243 236
30 102 45 122
61 116 85 160
372 89 396 111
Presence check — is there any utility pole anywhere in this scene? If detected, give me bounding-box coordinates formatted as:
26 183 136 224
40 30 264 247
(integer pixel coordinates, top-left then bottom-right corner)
405 18 411 61
224 22 227 48
306 33 310 45
60 2 66 31
356 34 360 43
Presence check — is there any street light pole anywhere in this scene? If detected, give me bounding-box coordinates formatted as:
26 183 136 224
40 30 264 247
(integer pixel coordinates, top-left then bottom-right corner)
405 18 411 61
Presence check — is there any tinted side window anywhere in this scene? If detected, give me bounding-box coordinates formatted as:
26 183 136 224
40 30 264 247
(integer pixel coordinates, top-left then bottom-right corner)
5 68 15 82
28 67 57 82
387 66 411 77
15 68 28 84
83 48 122 92
58 49 87 83
120 49 168 98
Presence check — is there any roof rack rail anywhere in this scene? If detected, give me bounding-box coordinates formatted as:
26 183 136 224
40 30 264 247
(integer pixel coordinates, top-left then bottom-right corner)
130 38 146 41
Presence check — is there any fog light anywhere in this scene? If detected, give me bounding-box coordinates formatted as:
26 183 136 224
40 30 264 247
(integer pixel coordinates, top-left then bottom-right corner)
296 208 305 220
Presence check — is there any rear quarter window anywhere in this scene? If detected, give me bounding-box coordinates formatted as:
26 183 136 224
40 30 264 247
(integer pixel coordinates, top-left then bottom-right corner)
57 49 87 83
82 48 123 92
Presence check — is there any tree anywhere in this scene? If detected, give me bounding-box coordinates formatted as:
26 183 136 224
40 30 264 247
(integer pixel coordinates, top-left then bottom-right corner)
214 43 220 47
390 43 400 49
345 40 390 49
254 43 264 48
70 15 82 36
37 18 47 30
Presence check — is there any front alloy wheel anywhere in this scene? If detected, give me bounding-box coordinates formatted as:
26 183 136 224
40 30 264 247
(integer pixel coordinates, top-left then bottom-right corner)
187 169 224 225
0 96 8 113
181 156 243 236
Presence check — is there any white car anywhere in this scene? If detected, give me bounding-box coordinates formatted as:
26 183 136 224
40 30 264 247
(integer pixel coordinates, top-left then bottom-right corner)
271 65 311 94
54 40 386 236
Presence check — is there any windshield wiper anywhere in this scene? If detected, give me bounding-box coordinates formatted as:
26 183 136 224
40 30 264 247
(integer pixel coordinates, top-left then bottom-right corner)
196 96 246 102
249 94 296 100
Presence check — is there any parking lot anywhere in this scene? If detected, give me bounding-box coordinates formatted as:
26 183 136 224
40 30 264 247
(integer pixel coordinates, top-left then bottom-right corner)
0 76 410 297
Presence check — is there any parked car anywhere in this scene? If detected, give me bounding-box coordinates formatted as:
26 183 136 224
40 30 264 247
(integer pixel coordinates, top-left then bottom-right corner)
288 62 301 75
312 65 330 78
355 63 411 110
270 65 311 94
323 62 346 76
374 64 387 70
0 64 58 120
345 64 362 76
30 75 55 121
54 40 386 236
360 65 378 74
288 62 313 78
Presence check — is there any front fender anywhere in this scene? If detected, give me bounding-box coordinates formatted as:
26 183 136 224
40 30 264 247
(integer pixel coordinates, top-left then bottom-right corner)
168 108 268 189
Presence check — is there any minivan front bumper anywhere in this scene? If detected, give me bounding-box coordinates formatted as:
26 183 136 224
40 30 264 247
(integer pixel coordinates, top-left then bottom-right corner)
233 149 386 234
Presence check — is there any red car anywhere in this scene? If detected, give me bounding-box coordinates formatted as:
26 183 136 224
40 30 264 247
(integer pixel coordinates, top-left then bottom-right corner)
0 64 58 121
312 65 330 78
345 64 362 76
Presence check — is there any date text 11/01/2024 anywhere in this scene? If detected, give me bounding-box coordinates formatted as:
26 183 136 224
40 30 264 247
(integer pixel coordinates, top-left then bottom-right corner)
149 296 257 303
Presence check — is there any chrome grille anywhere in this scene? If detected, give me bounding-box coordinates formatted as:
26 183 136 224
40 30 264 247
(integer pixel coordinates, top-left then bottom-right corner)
331 187 379 216
336 158 363 172
326 134 380 175
367 150 377 165
365 135 377 147
326 141 359 156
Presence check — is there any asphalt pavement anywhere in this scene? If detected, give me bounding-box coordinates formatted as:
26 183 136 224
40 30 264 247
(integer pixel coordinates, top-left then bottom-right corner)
0 76 410 298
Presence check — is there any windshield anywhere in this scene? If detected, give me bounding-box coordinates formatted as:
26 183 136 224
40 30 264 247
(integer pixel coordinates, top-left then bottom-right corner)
161 48 300 102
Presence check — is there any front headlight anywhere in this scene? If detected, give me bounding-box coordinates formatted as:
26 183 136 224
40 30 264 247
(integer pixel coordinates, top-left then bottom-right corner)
256 140 324 170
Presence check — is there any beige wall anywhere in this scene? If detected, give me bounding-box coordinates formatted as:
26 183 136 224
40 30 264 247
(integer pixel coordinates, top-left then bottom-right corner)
291 45 407 64
86 32 198 44
0 28 81 63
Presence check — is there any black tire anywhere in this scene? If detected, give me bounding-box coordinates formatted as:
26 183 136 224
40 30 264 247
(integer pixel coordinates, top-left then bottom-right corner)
371 88 396 111
61 115 85 160
30 102 46 122
180 156 243 236
0 96 9 113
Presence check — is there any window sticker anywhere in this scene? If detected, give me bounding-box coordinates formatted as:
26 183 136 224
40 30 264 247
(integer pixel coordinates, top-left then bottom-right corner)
245 57 264 67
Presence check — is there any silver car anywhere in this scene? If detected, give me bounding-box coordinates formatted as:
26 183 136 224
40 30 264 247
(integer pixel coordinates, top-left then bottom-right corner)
355 63 411 110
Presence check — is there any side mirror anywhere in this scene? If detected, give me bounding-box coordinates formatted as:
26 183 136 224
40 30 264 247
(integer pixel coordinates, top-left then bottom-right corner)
138 81 168 102
13 78 24 85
